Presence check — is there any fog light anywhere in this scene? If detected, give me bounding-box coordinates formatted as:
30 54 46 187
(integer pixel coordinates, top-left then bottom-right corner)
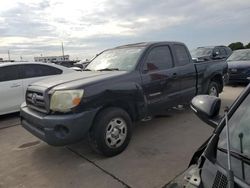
54 125 69 138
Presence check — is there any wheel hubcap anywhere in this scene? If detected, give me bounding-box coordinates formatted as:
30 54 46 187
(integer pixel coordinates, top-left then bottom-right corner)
209 86 217 96
105 118 127 148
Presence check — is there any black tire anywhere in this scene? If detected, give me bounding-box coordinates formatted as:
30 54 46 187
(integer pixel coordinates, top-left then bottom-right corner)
207 81 219 97
89 107 132 157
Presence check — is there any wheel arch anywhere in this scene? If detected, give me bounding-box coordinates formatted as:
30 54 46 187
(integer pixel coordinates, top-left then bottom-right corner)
92 100 139 126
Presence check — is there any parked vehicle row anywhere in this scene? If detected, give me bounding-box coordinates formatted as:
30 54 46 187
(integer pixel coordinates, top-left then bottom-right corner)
0 62 74 115
191 45 232 62
70 60 90 71
20 41 228 157
2 41 250 186
227 49 250 84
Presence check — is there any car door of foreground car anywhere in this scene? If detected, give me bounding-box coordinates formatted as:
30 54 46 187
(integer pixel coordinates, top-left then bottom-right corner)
20 64 63 93
201 91 250 187
140 45 180 114
0 65 23 115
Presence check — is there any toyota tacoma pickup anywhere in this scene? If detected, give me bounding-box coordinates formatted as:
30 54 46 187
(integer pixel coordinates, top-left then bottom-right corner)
20 41 228 156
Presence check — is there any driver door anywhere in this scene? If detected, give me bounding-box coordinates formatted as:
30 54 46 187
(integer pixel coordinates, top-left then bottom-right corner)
140 45 181 114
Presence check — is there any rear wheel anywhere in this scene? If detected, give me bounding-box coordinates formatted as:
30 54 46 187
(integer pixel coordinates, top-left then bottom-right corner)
207 81 219 97
89 107 132 157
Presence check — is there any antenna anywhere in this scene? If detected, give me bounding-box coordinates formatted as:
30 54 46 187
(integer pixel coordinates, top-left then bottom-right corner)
224 106 234 188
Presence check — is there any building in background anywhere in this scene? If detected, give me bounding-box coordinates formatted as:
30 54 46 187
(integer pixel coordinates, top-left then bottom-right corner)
34 55 69 62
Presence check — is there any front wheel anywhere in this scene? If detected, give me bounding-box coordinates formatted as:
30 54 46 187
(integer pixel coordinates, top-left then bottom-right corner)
207 81 219 97
89 107 132 157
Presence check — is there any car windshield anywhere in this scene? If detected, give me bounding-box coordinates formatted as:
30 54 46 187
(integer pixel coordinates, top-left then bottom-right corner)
86 47 145 71
218 93 250 158
191 48 213 58
227 49 250 61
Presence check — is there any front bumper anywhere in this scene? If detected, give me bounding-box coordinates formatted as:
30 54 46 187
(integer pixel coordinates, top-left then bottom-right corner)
20 103 98 146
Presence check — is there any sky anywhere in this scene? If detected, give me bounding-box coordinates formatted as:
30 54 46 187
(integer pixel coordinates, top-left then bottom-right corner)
0 0 250 61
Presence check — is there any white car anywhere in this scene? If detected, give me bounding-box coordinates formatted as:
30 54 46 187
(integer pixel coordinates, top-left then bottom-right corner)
0 62 74 115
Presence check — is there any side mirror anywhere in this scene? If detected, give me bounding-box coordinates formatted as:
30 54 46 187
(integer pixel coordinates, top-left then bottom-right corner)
191 95 221 128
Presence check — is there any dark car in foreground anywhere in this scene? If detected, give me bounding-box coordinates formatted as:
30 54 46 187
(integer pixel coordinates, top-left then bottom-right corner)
166 85 250 187
20 41 227 156
227 49 250 84
191 46 232 62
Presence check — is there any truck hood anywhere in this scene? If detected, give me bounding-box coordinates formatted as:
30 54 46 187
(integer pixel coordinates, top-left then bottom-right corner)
227 60 250 69
31 71 128 89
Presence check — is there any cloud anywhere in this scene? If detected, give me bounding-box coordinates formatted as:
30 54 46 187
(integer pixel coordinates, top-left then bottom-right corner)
0 0 249 61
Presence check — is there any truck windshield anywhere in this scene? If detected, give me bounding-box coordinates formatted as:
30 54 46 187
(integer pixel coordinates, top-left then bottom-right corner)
191 48 213 58
86 47 145 71
227 49 250 61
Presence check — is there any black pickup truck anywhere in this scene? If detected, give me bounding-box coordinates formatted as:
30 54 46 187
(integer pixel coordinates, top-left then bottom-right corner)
20 42 228 156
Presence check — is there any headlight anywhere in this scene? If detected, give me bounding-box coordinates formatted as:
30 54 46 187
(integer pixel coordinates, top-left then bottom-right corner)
50 90 84 112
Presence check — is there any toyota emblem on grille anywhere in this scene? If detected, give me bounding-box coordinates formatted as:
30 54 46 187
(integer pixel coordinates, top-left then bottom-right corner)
31 93 37 104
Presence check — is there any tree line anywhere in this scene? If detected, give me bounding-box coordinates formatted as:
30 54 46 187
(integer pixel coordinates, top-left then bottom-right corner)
228 42 250 51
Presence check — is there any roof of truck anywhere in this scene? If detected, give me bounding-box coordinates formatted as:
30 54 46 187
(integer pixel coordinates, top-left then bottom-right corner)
114 41 185 49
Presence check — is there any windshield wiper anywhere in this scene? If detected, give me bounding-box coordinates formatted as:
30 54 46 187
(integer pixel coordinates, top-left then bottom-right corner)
218 147 250 164
82 69 91 71
97 68 119 71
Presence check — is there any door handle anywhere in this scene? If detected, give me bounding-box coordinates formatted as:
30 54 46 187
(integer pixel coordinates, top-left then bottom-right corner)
10 84 21 88
172 73 177 79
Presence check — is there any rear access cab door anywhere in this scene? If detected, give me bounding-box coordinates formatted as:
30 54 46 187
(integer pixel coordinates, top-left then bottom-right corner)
172 44 196 103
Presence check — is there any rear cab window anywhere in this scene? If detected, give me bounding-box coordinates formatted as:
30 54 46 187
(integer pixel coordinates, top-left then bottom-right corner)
173 44 191 66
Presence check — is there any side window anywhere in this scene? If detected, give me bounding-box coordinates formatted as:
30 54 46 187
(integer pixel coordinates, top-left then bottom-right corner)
217 94 250 184
21 64 62 79
143 46 173 72
174 44 190 66
0 66 20 82
213 47 220 55
38 65 63 76
219 47 227 57
226 47 232 56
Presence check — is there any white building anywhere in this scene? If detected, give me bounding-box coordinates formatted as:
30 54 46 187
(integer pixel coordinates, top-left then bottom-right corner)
34 55 69 62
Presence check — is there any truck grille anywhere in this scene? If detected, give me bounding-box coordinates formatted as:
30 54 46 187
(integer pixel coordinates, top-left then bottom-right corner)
26 88 49 114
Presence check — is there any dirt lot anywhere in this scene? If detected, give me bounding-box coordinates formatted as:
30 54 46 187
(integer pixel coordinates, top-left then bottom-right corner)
0 86 245 188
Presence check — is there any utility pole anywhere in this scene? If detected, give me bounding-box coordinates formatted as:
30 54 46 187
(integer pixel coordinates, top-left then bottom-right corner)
61 42 65 61
8 50 10 61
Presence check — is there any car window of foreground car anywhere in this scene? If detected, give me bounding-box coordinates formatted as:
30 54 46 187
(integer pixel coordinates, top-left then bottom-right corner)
227 49 250 61
86 47 145 71
217 93 250 184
